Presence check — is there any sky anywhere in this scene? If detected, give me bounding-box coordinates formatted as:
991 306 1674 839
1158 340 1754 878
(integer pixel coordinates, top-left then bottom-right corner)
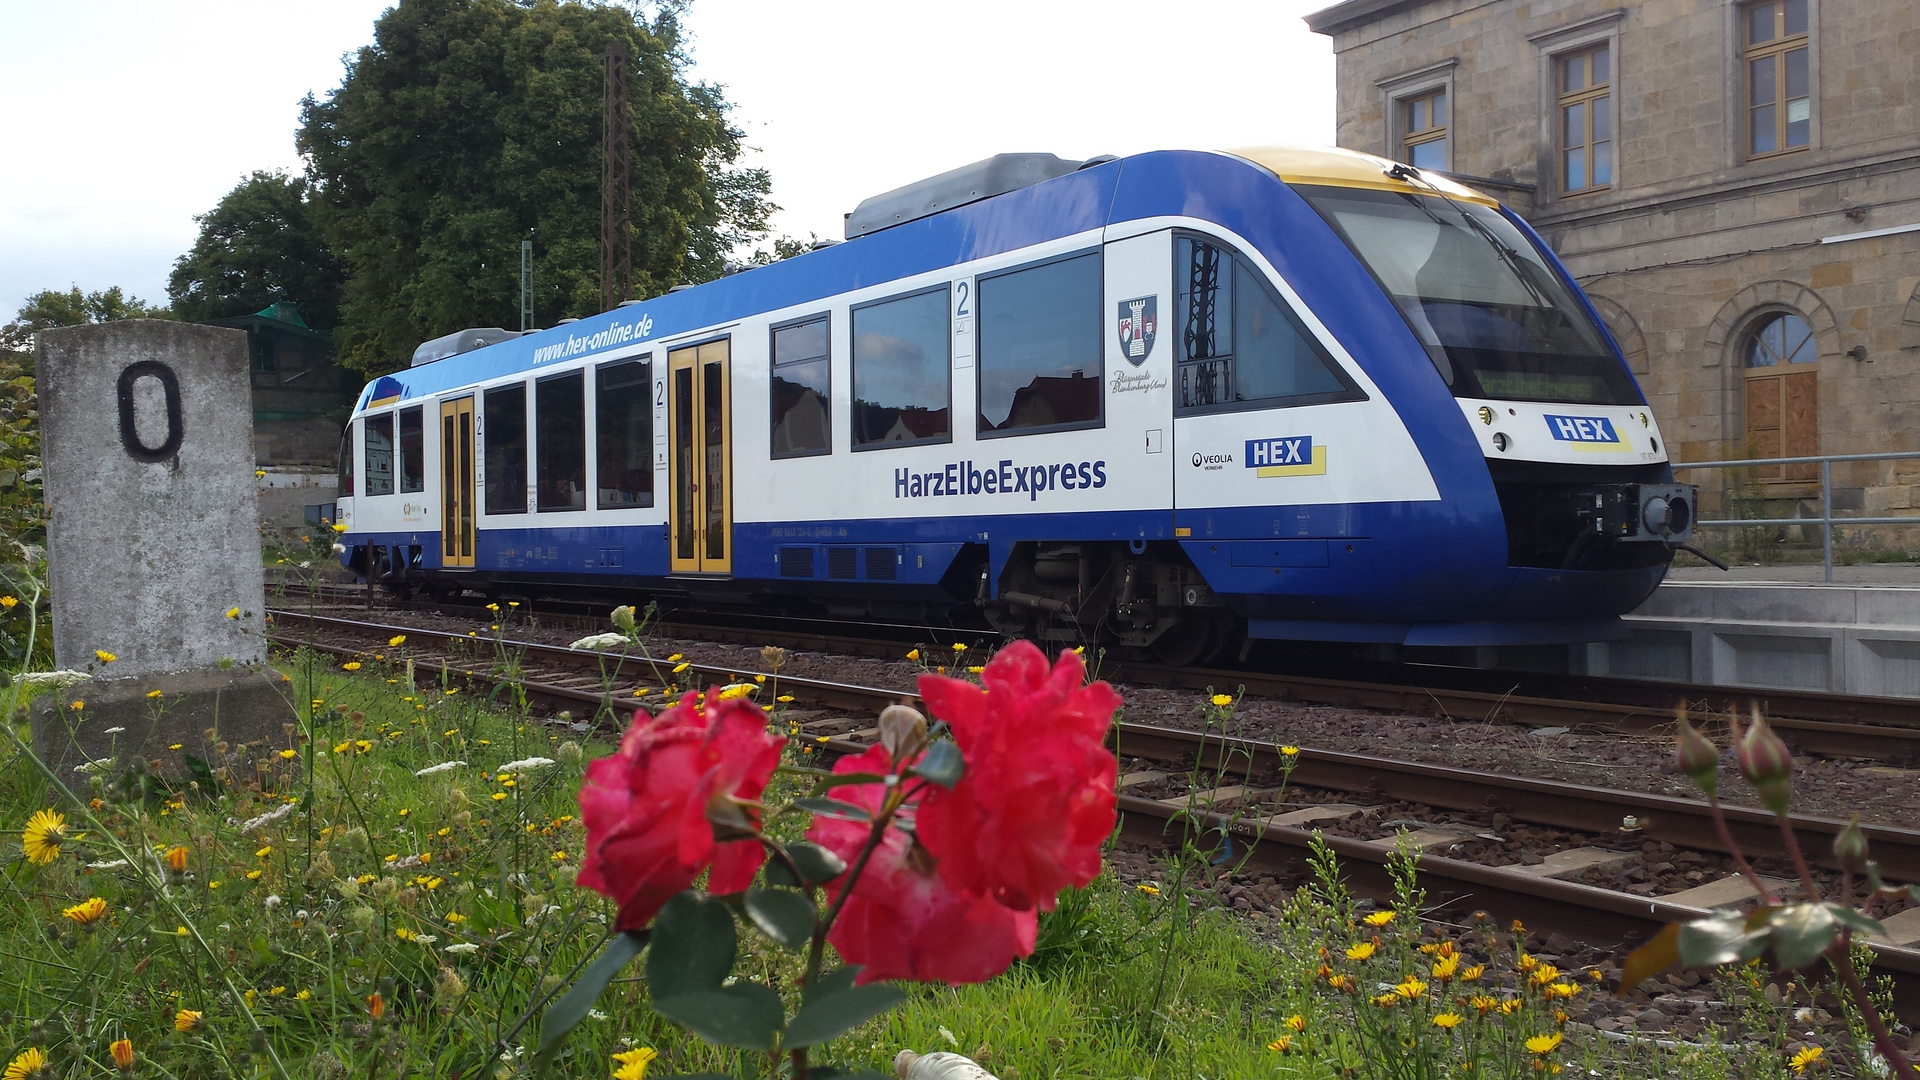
0 0 1336 323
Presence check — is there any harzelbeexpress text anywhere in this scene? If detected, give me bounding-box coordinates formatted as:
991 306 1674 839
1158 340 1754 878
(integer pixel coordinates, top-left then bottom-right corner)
894 459 1108 501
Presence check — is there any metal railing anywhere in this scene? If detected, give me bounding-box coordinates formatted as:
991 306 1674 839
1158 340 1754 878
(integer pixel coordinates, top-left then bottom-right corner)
1670 450 1920 582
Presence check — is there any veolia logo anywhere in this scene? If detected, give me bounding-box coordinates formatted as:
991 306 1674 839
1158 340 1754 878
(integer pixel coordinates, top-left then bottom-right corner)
1191 451 1233 471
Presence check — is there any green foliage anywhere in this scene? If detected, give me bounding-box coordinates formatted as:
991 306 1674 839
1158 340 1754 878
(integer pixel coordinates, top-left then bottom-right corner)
296 0 773 376
167 171 346 328
0 286 170 353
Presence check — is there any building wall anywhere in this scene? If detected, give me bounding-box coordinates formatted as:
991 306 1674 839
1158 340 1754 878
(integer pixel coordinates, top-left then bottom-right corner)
1310 0 1920 545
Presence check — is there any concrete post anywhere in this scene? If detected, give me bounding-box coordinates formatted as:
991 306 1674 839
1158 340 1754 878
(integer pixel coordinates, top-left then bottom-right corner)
31 320 296 783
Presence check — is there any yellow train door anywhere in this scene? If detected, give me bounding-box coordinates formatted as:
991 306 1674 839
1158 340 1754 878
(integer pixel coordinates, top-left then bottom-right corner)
439 397 476 568
668 339 732 574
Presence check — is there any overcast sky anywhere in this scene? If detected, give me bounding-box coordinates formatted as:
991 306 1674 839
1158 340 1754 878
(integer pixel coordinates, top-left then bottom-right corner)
0 0 1335 322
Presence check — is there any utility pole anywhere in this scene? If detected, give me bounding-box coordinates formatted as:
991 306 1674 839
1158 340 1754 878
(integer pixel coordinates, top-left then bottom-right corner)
601 40 631 313
519 239 533 331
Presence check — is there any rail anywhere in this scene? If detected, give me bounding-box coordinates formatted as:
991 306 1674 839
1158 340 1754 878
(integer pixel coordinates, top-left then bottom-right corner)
1670 450 1920 582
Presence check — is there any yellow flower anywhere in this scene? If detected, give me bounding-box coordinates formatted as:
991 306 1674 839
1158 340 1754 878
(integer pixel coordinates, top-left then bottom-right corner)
0 596 15 609
94 650 117 663
1345 942 1376 961
226 607 241 619
332 522 349 533
356 740 373 753
1517 953 1538 972
1265 1036 1293 1053
1461 964 1486 982
1280 745 1301 756
491 792 508 801
1470 994 1499 1015
68 700 83 712
1210 693 1233 706
246 870 262 880
1393 978 1427 1001
342 661 362 671
612 1046 658 1080
1432 954 1460 980
1363 909 1397 927
147 689 164 699
667 653 683 662
1547 982 1579 999
1525 1033 1563 1055
389 634 407 647
951 642 967 652
1432 1012 1464 1029
296 989 312 1001
1588 968 1605 981
164 846 188 873
1136 883 1160 897
1528 964 1561 986
22 809 67 864
255 845 272 858
174 1009 202 1032
4 1048 46 1080
672 662 690 674
279 748 298 760
777 694 795 703
109 1037 134 1070
62 897 108 924
368 992 386 1019
1789 1046 1823 1075
1498 999 1523 1015
967 665 984 674
1284 1014 1306 1032
268 986 285 996
905 649 920 661
1326 973 1351 990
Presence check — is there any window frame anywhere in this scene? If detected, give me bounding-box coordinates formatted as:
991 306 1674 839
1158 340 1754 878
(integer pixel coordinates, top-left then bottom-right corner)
363 410 396 497
397 405 425 494
1740 0 1813 161
849 283 954 452
1530 12 1624 201
973 247 1106 441
481 379 530 516
594 355 657 510
768 311 834 460
1170 230 1367 419
1377 60 1456 173
534 369 588 513
1556 44 1613 196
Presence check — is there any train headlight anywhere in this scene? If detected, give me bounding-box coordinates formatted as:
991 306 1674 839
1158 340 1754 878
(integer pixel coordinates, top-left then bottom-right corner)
1642 493 1692 537
1491 432 1510 452
1477 406 1494 425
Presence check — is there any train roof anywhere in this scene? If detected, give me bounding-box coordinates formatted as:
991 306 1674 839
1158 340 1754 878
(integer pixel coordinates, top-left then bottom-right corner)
354 145 1498 412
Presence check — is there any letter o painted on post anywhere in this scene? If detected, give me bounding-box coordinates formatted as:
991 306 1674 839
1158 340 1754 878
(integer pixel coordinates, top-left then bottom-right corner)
117 361 185 462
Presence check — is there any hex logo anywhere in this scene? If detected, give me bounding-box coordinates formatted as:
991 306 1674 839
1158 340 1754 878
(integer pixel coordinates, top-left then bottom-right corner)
1542 414 1624 447
1245 435 1327 477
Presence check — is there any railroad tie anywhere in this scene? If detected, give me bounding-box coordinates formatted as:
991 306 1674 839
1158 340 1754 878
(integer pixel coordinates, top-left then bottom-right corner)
1159 785 1269 809
1366 826 1483 852
1507 847 1636 879
1868 907 1920 947
1118 771 1167 789
1256 804 1365 829
1663 874 1801 909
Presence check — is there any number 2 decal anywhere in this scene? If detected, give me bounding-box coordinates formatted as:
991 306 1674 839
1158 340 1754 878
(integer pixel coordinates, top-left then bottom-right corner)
955 280 970 318
656 380 665 408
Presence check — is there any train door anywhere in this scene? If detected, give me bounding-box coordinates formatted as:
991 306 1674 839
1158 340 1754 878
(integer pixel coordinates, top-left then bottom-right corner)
440 397 475 568
668 339 732 574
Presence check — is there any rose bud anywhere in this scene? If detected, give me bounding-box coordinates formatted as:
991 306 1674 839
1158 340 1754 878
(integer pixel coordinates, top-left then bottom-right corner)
1735 707 1794 814
1673 710 1719 796
1833 814 1869 872
878 704 929 763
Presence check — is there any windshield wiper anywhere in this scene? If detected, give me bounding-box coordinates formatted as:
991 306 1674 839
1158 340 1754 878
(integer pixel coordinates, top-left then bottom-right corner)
1385 163 1558 313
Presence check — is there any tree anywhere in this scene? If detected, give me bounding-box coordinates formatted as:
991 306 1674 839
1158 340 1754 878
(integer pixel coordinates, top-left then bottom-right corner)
167 171 345 329
298 0 773 376
0 286 169 354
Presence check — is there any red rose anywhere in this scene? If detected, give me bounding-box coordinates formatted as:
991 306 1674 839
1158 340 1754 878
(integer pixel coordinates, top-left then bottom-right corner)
915 641 1119 911
808 746 1037 985
577 691 783 929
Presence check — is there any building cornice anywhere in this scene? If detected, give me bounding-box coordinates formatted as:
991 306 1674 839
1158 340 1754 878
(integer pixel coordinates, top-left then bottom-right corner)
1305 0 1427 37
1529 147 1920 232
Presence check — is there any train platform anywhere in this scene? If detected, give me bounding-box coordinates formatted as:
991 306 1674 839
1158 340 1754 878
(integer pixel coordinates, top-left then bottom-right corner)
1581 562 1920 698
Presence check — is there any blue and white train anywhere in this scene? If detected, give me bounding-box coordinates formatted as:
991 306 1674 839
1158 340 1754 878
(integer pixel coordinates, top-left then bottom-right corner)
336 146 1696 662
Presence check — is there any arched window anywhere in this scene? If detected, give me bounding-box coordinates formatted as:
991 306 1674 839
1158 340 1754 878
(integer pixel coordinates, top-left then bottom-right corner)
1744 312 1816 367
1741 311 1818 481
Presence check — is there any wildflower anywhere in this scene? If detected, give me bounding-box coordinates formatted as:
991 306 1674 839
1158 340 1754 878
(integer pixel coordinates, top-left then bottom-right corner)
1525 1033 1562 1055
1789 1046 1823 1074
445 942 479 954
3 1048 46 1079
777 694 796 703
296 989 311 1000
1326 973 1351 990
967 665 984 674
1363 909 1397 927
1528 963 1561 986
1547 982 1579 999
1470 994 1499 1015
368 992 386 1019
268 986 285 996
395 927 415 941
1210 693 1233 707
612 1046 658 1080
109 1038 134 1070
1587 968 1605 981
485 603 500 613
495 756 556 773
906 649 921 661
356 740 373 753
1517 953 1538 972
1498 999 1523 1015
1285 1014 1306 1032
1280 745 1301 756
95 650 117 663
570 632 629 652
246 870 262 880
63 897 108 924
22 809 67 864
342 661 362 671
165 846 188 873
69 700 83 712
0 596 14 608
1345 942 1376 961
717 683 756 700
1393 978 1428 1001
239 802 297 834
672 661 691 674
1265 1036 1293 1053
1461 964 1486 981
1136 883 1160 896
1432 953 1460 980
226 607 240 619
389 634 407 647
147 689 164 699
951 642 967 652
667 653 683 662
174 1009 202 1032
1432 1012 1464 1029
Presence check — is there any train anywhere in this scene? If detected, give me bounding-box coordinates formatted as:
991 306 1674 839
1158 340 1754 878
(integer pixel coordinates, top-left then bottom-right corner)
334 145 1697 663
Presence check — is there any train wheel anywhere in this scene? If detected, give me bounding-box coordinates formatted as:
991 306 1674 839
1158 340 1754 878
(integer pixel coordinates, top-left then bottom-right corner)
1148 616 1219 666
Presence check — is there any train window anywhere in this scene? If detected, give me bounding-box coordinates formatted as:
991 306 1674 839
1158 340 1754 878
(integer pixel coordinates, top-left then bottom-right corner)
397 406 424 493
364 412 395 496
338 424 354 501
977 251 1102 437
771 315 831 457
596 359 654 509
536 372 586 512
1173 235 1361 415
852 287 950 449
483 384 528 514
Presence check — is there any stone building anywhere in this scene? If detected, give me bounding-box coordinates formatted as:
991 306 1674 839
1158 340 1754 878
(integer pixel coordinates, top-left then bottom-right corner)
1306 0 1920 548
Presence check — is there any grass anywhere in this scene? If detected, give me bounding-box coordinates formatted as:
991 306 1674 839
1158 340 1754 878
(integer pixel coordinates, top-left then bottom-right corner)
0 628 1869 1080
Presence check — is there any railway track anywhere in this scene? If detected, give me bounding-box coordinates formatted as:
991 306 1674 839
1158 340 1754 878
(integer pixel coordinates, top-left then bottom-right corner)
268 607 1920 1018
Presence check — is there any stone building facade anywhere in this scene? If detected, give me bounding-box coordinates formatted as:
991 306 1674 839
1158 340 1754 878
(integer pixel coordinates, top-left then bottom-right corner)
1306 0 1920 547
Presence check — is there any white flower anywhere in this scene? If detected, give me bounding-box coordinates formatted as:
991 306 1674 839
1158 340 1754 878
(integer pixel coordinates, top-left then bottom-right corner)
413 760 467 777
263 894 282 909
331 543 347 555
16 669 89 691
494 757 555 774
239 802 298 835
103 726 126 735
444 942 480 955
568 632 630 652
412 934 437 945
587 1009 609 1021
87 859 129 870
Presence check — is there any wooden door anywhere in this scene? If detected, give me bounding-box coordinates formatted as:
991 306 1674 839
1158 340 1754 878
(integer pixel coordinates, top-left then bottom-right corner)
668 339 732 574
1744 370 1818 483
439 397 475 568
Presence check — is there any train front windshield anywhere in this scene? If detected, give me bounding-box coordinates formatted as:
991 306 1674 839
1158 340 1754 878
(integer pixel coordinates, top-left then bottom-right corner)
1298 185 1640 406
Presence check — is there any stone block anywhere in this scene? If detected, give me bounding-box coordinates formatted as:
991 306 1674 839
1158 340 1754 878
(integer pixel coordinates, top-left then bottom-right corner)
1664 875 1798 909
31 668 298 786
